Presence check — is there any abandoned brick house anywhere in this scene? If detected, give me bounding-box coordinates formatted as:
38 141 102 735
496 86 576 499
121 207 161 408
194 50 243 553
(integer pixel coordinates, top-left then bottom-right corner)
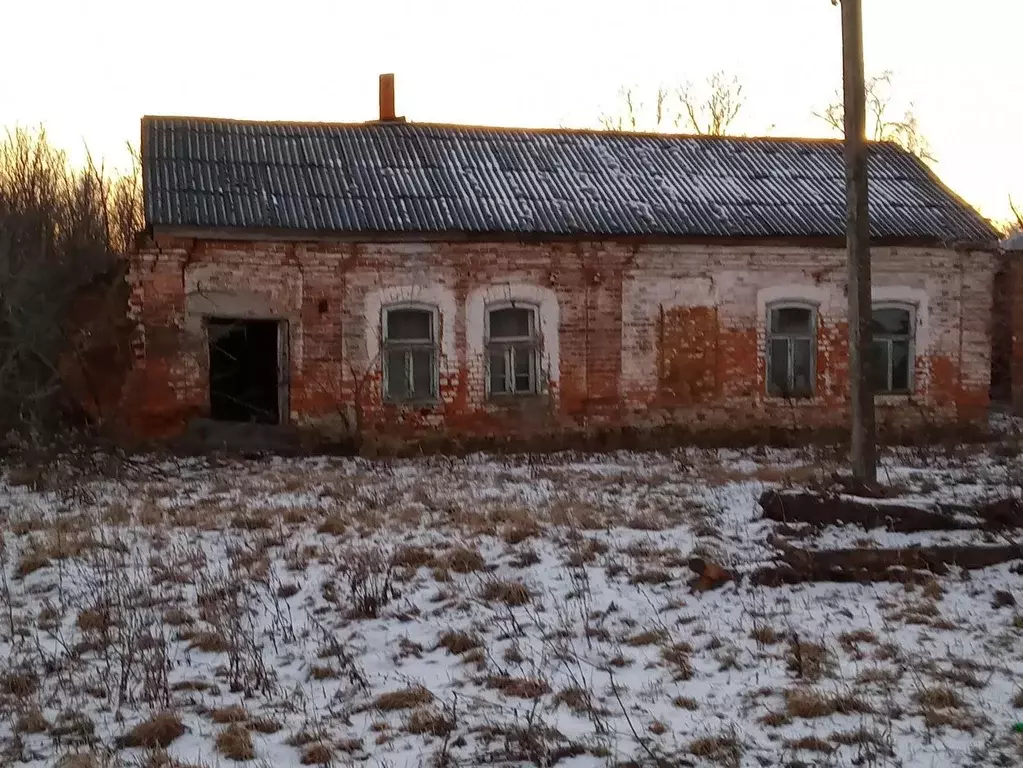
124 77 1001 445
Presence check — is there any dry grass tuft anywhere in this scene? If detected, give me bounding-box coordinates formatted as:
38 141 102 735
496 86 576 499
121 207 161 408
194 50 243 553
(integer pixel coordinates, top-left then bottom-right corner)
922 708 988 732
784 687 873 719
300 743 333 765
437 630 483 655
838 628 878 654
672 696 700 711
309 664 338 680
785 639 833 681
216 724 255 761
914 685 964 709
316 515 347 536
759 710 791 727
276 582 300 599
486 675 551 699
16 550 51 577
480 579 532 605
230 510 275 531
77 608 112 634
1 670 38 697
250 717 282 734
163 608 194 626
829 728 888 748
210 705 249 724
406 707 455 736
503 520 544 545
626 512 667 531
628 568 673 585
856 667 902 686
186 631 232 653
660 642 695 681
626 629 668 646
15 707 49 734
392 545 436 569
54 755 104 768
118 712 186 748
688 733 741 764
785 736 834 753
554 686 593 714
750 625 782 645
443 546 486 573
376 686 434 711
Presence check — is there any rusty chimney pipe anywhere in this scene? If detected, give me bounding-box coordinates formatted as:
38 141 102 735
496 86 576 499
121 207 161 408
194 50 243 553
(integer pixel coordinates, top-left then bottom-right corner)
379 73 396 121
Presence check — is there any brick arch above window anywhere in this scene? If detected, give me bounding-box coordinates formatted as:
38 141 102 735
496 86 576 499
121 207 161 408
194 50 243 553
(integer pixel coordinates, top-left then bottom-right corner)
755 284 829 323
362 284 457 362
466 284 560 387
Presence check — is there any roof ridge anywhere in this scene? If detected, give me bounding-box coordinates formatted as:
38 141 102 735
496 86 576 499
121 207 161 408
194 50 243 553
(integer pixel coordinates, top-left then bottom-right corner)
141 113 882 148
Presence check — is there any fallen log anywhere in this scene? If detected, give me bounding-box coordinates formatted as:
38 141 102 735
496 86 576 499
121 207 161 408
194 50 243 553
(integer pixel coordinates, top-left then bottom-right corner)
752 543 1023 586
759 489 1023 532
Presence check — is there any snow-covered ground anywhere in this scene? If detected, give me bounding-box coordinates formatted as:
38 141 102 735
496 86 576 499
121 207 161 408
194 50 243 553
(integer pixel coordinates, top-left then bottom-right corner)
1 445 1023 767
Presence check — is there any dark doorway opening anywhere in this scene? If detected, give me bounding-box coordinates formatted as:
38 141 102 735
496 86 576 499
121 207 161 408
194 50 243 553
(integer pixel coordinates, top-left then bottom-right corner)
207 318 283 424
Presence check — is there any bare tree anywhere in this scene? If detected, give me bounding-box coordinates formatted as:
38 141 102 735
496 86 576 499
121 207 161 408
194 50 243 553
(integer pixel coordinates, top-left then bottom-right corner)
815 70 935 162
0 127 142 449
1010 197 1023 234
677 71 745 136
598 86 674 133
599 72 746 136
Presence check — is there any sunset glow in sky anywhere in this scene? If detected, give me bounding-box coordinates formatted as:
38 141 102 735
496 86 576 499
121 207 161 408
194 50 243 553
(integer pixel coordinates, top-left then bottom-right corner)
3 0 1019 224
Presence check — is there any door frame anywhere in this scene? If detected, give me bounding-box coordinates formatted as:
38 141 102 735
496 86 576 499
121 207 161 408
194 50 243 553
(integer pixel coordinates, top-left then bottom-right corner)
203 315 290 426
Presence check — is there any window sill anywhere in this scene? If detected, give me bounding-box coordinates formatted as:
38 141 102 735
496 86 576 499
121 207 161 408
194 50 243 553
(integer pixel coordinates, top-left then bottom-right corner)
383 399 442 409
875 393 916 406
764 395 818 407
487 392 550 404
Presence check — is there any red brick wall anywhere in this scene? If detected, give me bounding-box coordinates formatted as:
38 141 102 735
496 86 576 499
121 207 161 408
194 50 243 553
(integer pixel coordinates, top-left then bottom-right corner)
123 236 996 442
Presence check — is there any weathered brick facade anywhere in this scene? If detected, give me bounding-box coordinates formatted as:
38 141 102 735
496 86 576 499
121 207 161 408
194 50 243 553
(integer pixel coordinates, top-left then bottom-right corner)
122 235 996 444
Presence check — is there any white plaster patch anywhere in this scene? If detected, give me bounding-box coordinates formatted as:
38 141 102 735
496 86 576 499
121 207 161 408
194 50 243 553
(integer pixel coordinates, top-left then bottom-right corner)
620 275 717 393
465 283 560 385
755 283 832 322
363 284 457 361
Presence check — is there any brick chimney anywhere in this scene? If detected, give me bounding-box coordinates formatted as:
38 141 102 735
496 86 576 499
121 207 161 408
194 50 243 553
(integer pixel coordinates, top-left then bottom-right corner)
379 73 399 121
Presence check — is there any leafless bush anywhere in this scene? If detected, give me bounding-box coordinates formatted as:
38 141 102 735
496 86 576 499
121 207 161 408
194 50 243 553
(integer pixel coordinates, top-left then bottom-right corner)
0 127 141 449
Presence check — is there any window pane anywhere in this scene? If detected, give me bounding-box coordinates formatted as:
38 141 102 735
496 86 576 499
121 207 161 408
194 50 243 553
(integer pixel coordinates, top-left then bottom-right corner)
872 307 911 336
770 306 812 335
489 307 532 339
384 349 409 400
870 340 891 392
768 338 789 395
791 338 813 396
489 350 507 393
387 309 432 341
513 347 533 393
891 340 911 392
410 349 435 398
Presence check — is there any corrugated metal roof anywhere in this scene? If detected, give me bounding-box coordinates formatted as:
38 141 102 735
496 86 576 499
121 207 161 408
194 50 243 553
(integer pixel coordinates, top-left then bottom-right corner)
142 116 999 244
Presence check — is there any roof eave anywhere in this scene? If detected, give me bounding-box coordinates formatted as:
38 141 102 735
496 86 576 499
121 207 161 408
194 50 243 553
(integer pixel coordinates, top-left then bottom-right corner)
147 224 994 250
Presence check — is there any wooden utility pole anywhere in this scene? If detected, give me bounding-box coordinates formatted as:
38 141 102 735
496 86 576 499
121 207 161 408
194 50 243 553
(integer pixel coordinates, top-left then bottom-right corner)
841 0 877 482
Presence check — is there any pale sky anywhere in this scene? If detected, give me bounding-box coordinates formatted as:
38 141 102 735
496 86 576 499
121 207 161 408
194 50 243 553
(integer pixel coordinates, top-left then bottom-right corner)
2 0 1020 225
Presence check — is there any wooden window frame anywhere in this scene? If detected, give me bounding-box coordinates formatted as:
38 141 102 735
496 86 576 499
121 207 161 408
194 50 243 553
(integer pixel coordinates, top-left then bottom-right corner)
871 302 915 395
765 301 817 399
485 302 540 397
381 303 440 404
